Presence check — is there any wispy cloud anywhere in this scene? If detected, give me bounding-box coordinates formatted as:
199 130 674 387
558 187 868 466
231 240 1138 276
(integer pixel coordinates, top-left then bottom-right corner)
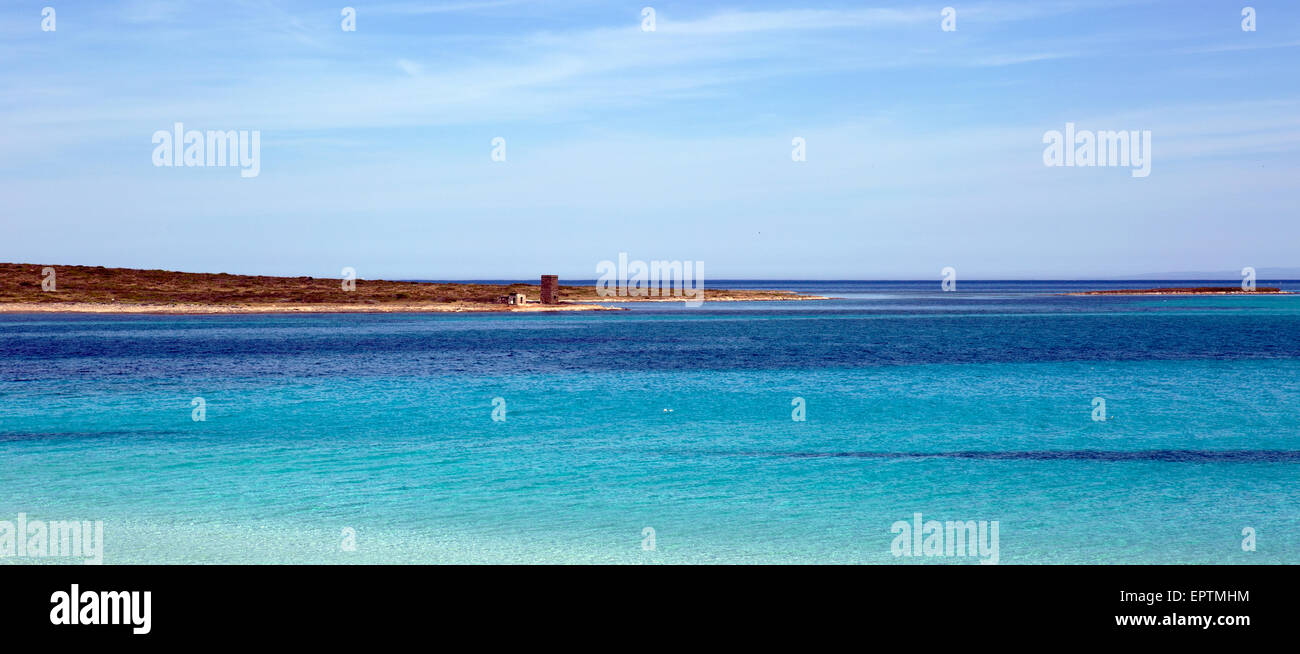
395 58 422 77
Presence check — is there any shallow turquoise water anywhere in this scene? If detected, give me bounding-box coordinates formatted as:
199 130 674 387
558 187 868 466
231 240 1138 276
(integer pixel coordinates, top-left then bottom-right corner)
2 282 1299 563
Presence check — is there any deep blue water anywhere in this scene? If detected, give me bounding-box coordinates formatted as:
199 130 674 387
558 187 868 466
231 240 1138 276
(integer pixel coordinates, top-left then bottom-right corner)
1 281 1298 563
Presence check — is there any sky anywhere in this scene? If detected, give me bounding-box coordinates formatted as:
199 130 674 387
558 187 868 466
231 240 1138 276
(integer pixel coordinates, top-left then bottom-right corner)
2 0 1298 279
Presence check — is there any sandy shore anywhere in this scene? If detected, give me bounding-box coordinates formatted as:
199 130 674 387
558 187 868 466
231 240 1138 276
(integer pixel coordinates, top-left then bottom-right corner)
0 295 834 314
0 301 627 314
585 293 830 303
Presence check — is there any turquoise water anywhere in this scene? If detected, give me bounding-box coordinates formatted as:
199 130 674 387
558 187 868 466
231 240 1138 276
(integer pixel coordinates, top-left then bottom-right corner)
2 282 1299 563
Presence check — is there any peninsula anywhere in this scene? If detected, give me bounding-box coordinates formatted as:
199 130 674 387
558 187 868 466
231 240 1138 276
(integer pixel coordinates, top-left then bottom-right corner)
1067 287 1289 296
0 263 827 314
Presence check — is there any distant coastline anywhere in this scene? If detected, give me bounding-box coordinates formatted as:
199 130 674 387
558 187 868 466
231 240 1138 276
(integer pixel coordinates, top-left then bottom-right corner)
0 263 827 314
1065 287 1290 296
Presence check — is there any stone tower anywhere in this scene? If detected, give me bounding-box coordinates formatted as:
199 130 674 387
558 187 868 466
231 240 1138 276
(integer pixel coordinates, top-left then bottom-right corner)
540 275 559 304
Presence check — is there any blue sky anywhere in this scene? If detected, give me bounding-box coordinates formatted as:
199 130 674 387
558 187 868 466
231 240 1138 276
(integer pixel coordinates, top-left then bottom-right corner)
3 0 1299 279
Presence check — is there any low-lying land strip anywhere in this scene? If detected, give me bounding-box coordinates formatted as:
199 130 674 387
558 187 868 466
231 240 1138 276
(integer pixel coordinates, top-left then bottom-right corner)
1067 286 1289 296
0 264 827 313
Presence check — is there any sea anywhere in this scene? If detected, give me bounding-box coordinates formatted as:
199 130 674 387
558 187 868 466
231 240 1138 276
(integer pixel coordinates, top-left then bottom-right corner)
2 280 1298 564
